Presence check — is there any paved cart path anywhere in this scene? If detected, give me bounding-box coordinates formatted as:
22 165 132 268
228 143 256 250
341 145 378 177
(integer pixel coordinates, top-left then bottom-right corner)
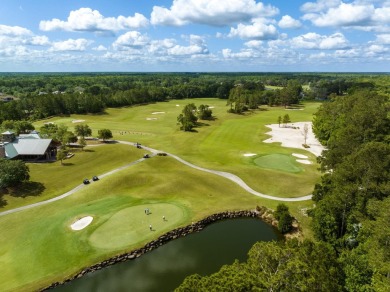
0 141 312 217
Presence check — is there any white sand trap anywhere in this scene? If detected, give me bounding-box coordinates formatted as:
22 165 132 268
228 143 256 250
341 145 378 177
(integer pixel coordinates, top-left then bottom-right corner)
176 104 180 107
243 153 257 157
71 216 93 230
72 119 85 123
146 118 157 120
292 153 308 159
209 106 215 109
296 159 312 165
263 122 325 157
152 112 165 115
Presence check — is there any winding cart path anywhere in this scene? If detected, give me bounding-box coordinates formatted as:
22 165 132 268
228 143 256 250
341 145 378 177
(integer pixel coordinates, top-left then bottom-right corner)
0 141 312 217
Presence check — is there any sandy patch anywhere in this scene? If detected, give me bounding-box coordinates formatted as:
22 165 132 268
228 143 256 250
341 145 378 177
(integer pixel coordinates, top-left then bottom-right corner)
71 216 93 230
72 119 85 123
44 122 55 125
152 112 165 115
209 106 215 109
296 159 312 165
243 153 257 157
292 153 308 159
263 122 325 157
176 104 180 107
146 118 157 120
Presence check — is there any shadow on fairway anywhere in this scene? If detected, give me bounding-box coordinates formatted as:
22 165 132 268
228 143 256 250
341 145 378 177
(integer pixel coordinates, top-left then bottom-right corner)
0 194 7 208
83 149 95 152
10 181 46 198
61 162 74 166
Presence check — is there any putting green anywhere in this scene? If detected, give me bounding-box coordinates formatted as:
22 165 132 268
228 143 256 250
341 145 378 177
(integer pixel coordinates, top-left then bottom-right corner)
253 154 302 173
89 203 185 250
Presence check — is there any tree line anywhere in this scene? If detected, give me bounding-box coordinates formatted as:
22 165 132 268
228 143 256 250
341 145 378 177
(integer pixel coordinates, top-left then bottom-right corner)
1 73 385 124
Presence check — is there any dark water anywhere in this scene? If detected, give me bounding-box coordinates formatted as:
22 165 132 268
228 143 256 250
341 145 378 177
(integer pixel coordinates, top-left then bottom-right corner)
57 218 279 292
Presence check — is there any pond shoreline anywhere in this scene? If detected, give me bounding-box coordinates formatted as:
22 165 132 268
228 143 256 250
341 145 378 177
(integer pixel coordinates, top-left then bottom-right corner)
42 208 289 291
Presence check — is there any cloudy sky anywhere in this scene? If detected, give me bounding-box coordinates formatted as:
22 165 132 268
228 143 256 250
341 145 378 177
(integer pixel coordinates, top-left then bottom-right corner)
1 0 390 72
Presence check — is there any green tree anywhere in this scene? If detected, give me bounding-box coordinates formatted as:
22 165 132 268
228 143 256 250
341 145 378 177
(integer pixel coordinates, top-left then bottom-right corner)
0 158 30 189
78 136 86 151
197 104 213 120
74 124 92 138
277 115 282 127
56 149 67 166
177 103 198 131
98 129 113 141
274 204 293 234
282 114 291 127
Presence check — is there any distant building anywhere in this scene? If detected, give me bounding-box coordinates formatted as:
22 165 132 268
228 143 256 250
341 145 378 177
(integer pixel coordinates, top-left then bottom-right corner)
0 130 56 161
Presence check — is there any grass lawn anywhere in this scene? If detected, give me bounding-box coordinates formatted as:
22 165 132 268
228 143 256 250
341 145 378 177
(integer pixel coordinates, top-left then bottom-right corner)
0 156 314 291
0 143 146 211
33 99 321 198
254 154 303 173
0 99 321 291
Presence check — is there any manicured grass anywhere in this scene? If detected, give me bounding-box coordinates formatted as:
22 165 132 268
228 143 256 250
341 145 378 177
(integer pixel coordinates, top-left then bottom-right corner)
89 203 185 249
33 99 321 198
1 156 304 291
0 99 321 291
1 144 145 210
253 154 303 173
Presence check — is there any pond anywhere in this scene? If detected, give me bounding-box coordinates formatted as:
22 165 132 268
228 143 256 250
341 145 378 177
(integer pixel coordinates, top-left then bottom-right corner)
56 218 280 292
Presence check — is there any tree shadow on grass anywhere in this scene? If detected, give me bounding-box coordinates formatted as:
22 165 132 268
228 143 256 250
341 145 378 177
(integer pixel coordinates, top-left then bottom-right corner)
83 149 95 152
61 162 74 166
9 181 46 198
0 190 8 208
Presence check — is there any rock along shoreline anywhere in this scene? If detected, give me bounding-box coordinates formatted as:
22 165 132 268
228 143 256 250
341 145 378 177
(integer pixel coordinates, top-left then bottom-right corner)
42 208 286 291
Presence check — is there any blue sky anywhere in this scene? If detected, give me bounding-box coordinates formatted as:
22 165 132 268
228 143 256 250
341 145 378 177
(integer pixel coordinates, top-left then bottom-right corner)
0 0 389 72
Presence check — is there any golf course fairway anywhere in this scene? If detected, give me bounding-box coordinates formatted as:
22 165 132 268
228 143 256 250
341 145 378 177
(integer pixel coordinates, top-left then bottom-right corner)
89 203 186 249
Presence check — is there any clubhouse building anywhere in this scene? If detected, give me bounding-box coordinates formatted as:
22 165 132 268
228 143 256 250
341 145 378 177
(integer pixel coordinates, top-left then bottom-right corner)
0 130 56 161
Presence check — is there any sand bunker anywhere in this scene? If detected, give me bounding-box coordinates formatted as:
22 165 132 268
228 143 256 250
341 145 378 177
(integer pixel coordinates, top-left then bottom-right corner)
243 153 257 157
296 159 312 165
209 106 215 109
72 119 86 123
71 216 93 230
152 112 165 115
176 104 180 107
263 122 325 157
292 153 308 159
146 118 157 120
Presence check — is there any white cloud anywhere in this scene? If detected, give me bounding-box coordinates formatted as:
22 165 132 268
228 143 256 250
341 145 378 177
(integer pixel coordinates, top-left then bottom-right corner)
40 8 148 32
168 34 208 55
302 3 374 27
244 40 263 48
113 31 150 51
0 24 50 50
278 15 302 29
291 32 349 49
301 0 341 13
50 39 92 51
0 24 32 36
222 48 255 58
366 44 388 55
29 36 50 46
151 0 279 26
112 32 209 57
374 6 390 23
149 39 176 54
228 20 278 40
376 34 390 44
93 45 108 51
